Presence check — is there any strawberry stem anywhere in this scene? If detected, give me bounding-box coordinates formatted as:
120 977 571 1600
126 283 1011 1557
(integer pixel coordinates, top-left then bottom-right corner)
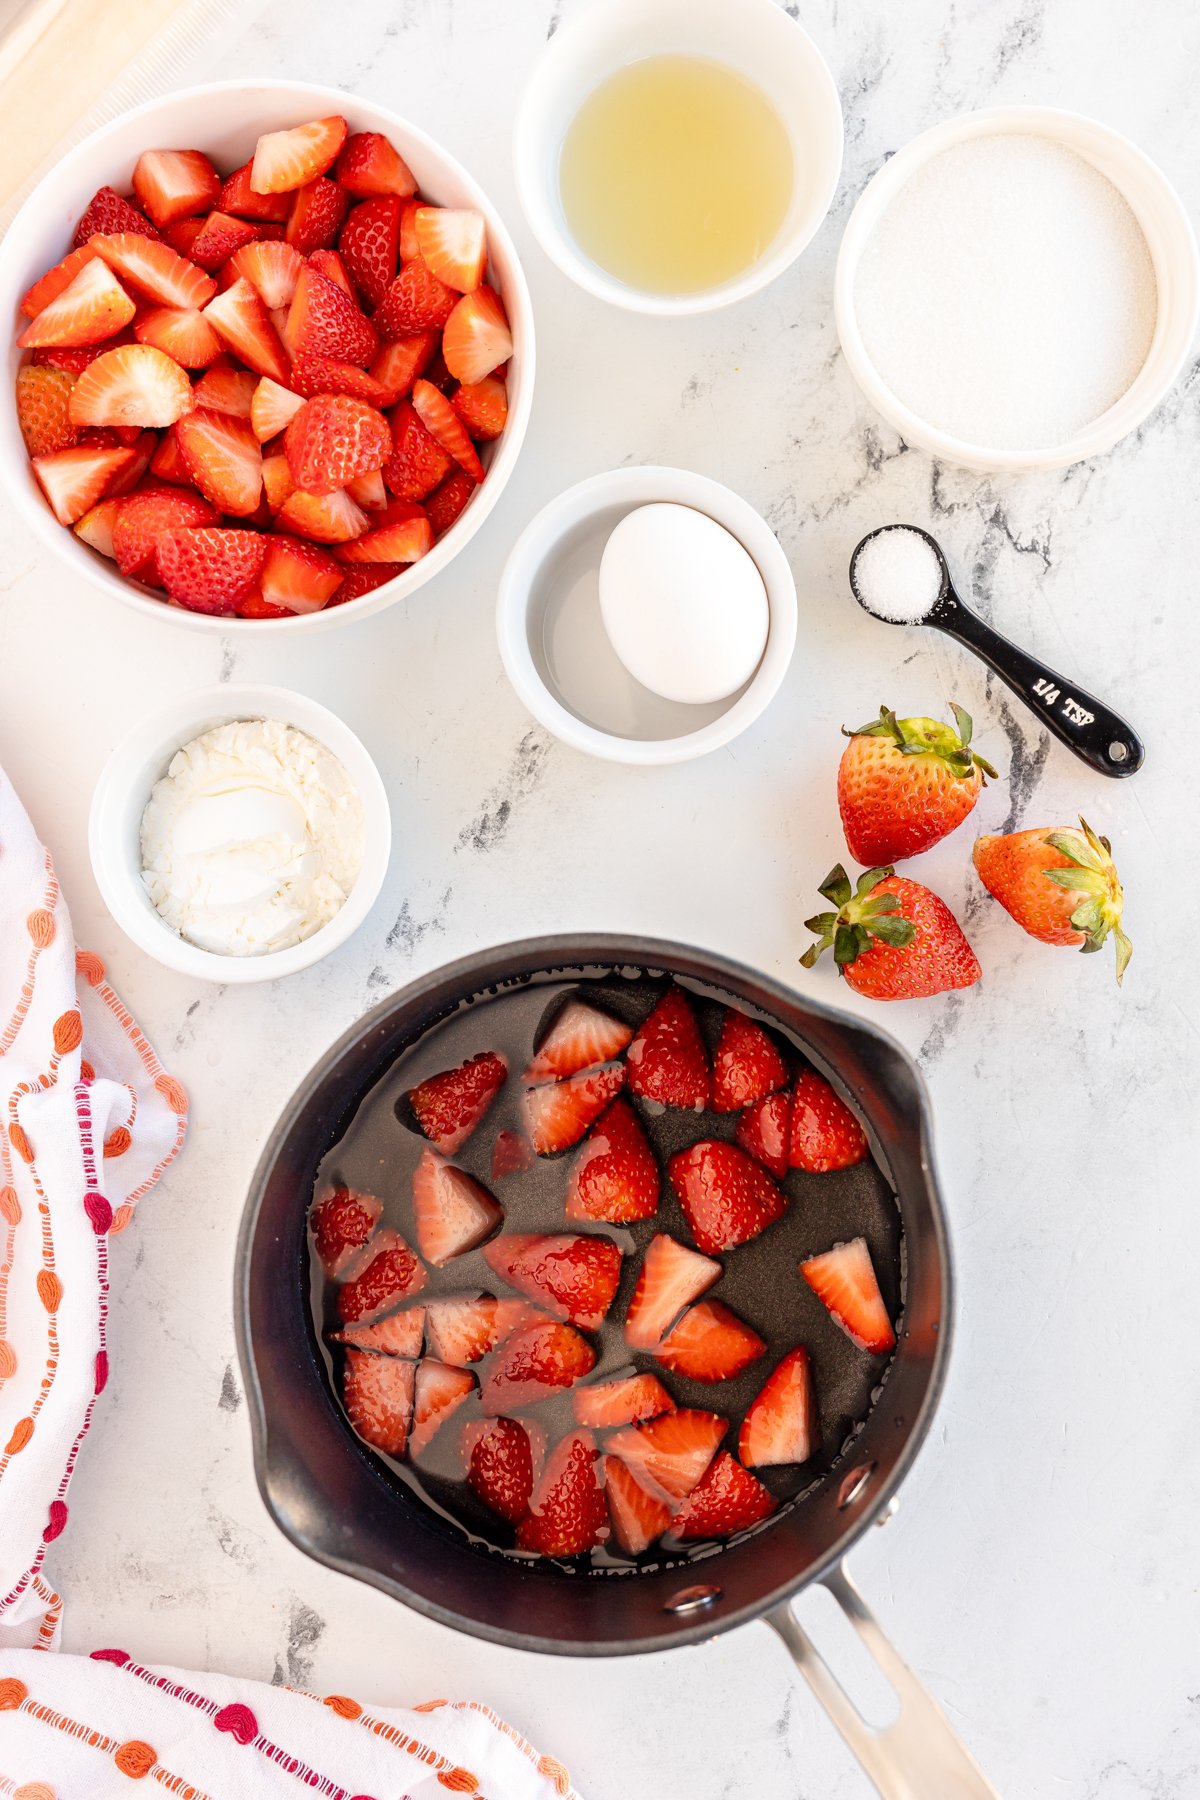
802 865 918 970
842 701 998 783
1042 817 1131 985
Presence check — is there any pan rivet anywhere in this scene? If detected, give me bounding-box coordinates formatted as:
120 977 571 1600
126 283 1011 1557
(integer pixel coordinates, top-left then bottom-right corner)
837 1463 876 1510
664 1584 722 1615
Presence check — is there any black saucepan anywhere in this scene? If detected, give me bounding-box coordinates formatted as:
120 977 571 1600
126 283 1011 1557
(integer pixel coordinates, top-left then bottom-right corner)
235 936 999 1798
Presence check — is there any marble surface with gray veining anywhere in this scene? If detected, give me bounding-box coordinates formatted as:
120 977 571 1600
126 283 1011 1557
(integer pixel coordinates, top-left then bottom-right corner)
1 1 1197 1795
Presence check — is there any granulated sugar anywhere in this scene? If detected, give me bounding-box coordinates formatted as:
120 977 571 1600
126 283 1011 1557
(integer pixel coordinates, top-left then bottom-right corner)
853 526 943 622
853 134 1158 450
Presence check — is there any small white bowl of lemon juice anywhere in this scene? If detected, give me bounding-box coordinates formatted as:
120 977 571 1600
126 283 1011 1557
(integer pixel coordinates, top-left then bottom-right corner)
513 0 843 314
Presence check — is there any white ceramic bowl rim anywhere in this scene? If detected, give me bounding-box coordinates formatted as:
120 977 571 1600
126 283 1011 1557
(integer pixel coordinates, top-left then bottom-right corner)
496 465 798 765
834 104 1200 472
88 683 392 983
0 77 535 632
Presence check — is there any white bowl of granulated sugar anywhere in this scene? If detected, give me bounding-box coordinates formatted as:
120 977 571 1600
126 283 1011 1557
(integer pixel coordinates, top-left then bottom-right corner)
835 106 1199 472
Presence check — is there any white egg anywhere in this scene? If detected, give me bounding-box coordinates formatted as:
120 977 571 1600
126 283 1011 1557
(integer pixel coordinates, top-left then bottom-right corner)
597 503 770 705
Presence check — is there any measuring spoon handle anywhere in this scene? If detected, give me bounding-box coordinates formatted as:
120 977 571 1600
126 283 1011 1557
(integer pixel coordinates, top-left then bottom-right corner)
940 601 1144 777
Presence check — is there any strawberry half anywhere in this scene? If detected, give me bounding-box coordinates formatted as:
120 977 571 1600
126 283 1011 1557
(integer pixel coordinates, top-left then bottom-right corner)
309 1184 383 1277
374 257 458 338
331 1306 424 1358
156 527 267 615
605 1458 672 1555
68 344 193 429
286 264 376 366
408 1358 476 1458
286 178 350 255
414 206 486 293
203 278 291 384
606 1408 726 1500
21 245 97 319
74 497 122 558
789 1071 868 1172
250 376 305 442
711 1009 788 1113
668 1140 787 1256
334 510 432 565
259 535 344 614
276 486 368 544
565 1097 658 1224
734 1090 791 1180
424 1295 534 1366
516 1430 607 1556
411 378 483 481
656 1301 766 1384
452 375 507 442
17 258 135 350
175 408 263 515
111 486 218 581
524 1000 633 1083
16 365 78 457
132 149 220 227
74 185 158 246
672 1451 777 1540
738 1347 818 1468
134 305 223 369
626 986 710 1110
800 1238 895 1355
251 115 348 194
480 1317 596 1415
219 161 293 224
290 353 395 407
407 1049 507 1153
442 285 513 384
383 399 453 500
228 239 303 309
371 332 437 400
523 1062 626 1157
491 1130 534 1181
425 469 475 537
466 1415 538 1523
337 1227 427 1325
339 196 400 308
32 443 136 525
192 365 257 417
572 1372 674 1430
283 394 390 495
90 232 215 310
624 1233 721 1351
342 1348 414 1457
412 1148 503 1268
482 1232 622 1330
188 210 259 272
336 131 416 199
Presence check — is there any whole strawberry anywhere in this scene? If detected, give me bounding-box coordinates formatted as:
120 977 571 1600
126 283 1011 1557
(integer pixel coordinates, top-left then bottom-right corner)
973 817 1131 985
801 864 980 1000
837 703 997 865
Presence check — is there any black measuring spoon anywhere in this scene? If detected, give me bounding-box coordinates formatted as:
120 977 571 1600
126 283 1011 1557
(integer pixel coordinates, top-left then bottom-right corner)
848 524 1144 777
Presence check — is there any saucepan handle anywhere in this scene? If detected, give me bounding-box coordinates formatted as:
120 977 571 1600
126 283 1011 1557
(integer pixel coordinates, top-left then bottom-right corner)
765 1562 1001 1800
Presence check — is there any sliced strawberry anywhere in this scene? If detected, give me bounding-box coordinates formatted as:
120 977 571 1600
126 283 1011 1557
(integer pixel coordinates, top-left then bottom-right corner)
310 1184 384 1277
669 1140 787 1256
90 232 215 310
425 469 475 537
789 1072 869 1173
800 1238 895 1354
74 496 122 558
283 393 389 495
524 1000 633 1083
656 1300 766 1384
251 116 347 194
442 285 513 384
156 526 267 615
307 247 355 297
523 1062 626 1157
331 1306 424 1358
68 344 192 429
31 331 134 375
134 305 223 368
735 1091 792 1180
482 1232 622 1330
250 376 305 441
21 244 97 319
414 205 486 293
32 442 136 524
383 399 453 500
286 264 376 366
411 378 483 481
342 1347 414 1457
606 1409 726 1499
336 131 416 198
337 1226 427 1325
516 1430 607 1556
711 1010 788 1113
17 258 135 350
480 1318 596 1415
286 177 350 254
237 587 289 620
339 196 400 308
452 375 507 442
374 258 457 338
203 278 290 384
409 1358 476 1458
572 1372 674 1429
371 332 437 401
412 1147 503 1268
74 185 157 246
424 1295 534 1366
627 986 710 1110
672 1450 777 1540
162 217 206 258
260 534 343 614
111 485 217 581
605 1458 672 1555
132 149 220 227
465 1415 537 1523
219 161 292 223
739 1347 818 1468
289 353 394 406
104 429 156 497
175 408 262 514
228 239 303 309
398 197 422 261
346 466 388 509
16 365 77 456
189 210 259 272
334 510 432 564
148 425 188 484
276 486 368 543
407 1050 507 1153
625 1233 722 1351
491 1130 534 1181
192 365 258 418
565 1097 658 1224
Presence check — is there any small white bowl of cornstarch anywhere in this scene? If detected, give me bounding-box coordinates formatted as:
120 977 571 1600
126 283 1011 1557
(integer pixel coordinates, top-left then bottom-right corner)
835 106 1199 472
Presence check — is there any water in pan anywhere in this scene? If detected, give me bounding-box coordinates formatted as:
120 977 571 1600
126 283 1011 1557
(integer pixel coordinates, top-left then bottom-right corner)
308 969 903 1572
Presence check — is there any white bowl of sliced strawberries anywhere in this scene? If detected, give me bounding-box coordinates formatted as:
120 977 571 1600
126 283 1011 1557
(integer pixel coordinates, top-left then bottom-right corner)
0 79 533 627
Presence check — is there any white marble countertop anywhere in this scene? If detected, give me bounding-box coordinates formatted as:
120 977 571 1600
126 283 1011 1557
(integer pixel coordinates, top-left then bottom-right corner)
1 1 1197 1795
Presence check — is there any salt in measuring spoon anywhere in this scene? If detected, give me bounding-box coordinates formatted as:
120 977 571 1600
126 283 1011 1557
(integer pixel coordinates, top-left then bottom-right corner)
848 524 1144 777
